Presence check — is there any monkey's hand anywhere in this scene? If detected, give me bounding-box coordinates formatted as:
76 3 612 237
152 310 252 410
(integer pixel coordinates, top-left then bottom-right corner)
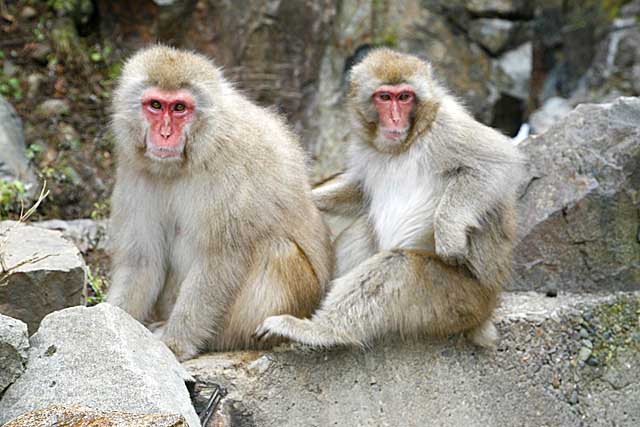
434 222 469 265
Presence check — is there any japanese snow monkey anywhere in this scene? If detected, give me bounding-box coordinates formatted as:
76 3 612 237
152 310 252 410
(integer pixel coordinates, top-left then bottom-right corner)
256 48 525 349
107 45 333 360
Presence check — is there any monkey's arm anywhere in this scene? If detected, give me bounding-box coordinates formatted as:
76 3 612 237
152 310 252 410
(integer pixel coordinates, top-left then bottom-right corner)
434 168 503 265
312 172 363 215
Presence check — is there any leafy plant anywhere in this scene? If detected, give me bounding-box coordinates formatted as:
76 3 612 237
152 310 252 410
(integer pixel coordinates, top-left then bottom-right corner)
86 266 108 305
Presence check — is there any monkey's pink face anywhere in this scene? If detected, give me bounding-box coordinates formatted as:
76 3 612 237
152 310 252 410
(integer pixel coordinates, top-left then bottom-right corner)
372 84 415 143
141 88 195 160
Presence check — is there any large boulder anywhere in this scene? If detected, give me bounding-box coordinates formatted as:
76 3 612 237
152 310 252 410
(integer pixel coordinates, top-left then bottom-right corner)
0 221 86 334
185 292 640 427
0 314 29 394
33 218 109 253
0 96 37 190
514 97 640 292
0 304 200 426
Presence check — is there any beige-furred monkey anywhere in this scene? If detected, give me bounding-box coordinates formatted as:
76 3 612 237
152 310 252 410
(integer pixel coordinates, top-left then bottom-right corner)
255 48 525 349
107 45 333 360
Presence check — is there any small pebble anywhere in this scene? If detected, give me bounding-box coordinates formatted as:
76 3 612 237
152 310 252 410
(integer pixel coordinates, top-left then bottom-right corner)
577 346 592 362
568 389 579 405
36 98 70 118
21 6 37 19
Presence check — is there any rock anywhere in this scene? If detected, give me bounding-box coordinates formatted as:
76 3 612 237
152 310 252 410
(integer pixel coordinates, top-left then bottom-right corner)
462 0 532 16
33 218 109 253
468 18 517 55
35 99 70 118
0 221 86 334
0 314 29 394
3 60 18 77
0 304 200 427
514 97 640 292
495 42 532 100
29 44 52 65
26 73 46 99
4 405 188 427
528 96 572 134
184 292 640 427
0 96 37 189
20 6 37 20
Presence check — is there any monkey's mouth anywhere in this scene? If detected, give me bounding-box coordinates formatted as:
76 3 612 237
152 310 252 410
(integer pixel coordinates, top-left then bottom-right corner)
145 145 184 161
380 127 408 141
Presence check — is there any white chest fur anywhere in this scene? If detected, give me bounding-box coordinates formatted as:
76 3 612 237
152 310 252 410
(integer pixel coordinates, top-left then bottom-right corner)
360 147 442 251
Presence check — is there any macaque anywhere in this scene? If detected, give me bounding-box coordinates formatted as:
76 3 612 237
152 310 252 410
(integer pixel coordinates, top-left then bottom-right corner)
107 45 333 360
255 49 525 349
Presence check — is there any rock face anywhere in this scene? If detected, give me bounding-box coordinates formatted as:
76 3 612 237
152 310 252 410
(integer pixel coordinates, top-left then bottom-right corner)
514 97 640 292
0 221 86 334
184 292 640 427
33 218 109 253
0 304 200 427
4 405 188 427
0 314 29 394
0 96 37 189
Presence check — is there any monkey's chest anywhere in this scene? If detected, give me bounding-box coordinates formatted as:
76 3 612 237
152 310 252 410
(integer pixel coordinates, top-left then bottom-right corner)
366 173 442 251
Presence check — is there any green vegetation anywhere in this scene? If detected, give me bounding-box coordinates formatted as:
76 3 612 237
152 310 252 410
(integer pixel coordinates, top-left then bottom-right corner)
86 266 108 305
0 179 28 219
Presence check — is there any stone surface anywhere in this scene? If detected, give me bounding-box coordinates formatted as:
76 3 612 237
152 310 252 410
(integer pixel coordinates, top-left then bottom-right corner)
33 218 109 253
0 313 29 394
35 99 70 118
528 96 572 134
0 96 37 189
185 292 640 427
4 405 188 427
514 97 640 292
0 221 86 334
0 304 200 427
495 42 532 100
468 18 516 54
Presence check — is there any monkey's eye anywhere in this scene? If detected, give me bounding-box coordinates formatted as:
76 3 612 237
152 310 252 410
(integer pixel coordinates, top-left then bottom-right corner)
150 100 162 110
173 103 186 112
398 92 413 102
377 93 392 102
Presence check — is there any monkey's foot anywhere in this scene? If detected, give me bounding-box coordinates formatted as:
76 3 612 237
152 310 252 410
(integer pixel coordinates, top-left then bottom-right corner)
254 315 295 342
155 328 200 361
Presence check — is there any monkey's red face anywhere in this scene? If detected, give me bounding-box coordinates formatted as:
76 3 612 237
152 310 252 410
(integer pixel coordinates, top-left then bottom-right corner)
372 84 415 143
141 88 195 160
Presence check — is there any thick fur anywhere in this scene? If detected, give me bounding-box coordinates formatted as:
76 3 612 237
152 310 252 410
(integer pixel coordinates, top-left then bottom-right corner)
107 46 333 360
256 49 524 349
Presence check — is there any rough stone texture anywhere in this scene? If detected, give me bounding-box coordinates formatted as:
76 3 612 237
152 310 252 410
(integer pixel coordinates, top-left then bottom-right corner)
514 97 640 292
573 1 640 103
0 313 29 394
495 42 532 100
0 304 200 427
33 218 109 253
185 292 640 427
34 99 70 118
468 18 517 54
4 405 188 427
528 96 572 134
0 96 37 189
0 221 86 334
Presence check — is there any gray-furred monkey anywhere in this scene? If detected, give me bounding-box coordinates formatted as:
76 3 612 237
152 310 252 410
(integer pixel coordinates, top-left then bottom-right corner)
255 48 525 349
107 45 333 360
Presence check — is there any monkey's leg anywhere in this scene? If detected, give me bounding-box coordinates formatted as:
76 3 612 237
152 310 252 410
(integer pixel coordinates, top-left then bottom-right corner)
255 250 497 348
334 214 376 276
107 254 166 323
216 238 324 351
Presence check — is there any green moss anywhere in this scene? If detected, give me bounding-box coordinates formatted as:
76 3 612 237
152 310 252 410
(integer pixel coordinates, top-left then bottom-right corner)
0 179 28 219
588 296 640 365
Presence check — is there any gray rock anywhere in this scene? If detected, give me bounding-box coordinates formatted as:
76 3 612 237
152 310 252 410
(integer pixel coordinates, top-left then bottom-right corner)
495 42 532 100
0 221 86 334
4 405 188 427
468 18 516 55
29 44 51 64
0 304 200 427
528 96 572 134
26 73 46 99
20 6 37 20
184 292 640 427
0 314 29 394
514 97 640 292
0 96 37 189
463 0 532 16
33 218 109 253
35 99 70 118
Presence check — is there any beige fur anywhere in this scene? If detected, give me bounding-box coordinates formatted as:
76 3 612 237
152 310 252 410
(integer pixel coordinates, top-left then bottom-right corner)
107 45 333 360
256 48 525 349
